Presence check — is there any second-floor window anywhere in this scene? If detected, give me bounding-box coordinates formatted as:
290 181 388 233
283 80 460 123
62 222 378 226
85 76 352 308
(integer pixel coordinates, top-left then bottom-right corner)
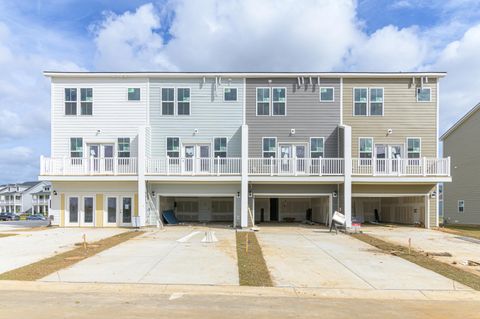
354 88 368 116
359 138 373 158
177 88 190 115
80 88 93 115
310 138 324 158
118 138 130 158
166 137 180 157
370 88 383 116
224 88 237 101
320 87 334 102
417 87 431 102
257 88 270 115
65 88 77 115
162 88 175 115
407 138 421 158
263 137 277 158
214 137 227 158
272 88 286 115
70 138 83 158
128 88 141 101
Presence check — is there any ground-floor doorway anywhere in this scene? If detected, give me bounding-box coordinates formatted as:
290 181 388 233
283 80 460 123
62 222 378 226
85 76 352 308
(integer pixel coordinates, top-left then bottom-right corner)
158 196 235 223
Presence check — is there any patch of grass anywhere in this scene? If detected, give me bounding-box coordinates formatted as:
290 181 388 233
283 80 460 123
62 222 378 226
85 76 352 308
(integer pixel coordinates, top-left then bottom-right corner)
440 225 480 240
352 233 480 291
0 233 16 238
236 231 273 287
0 231 144 281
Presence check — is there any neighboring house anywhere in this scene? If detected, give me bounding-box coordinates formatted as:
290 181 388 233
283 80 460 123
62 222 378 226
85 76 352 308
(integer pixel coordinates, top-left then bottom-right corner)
31 184 52 215
0 181 51 214
40 72 451 228
441 102 480 225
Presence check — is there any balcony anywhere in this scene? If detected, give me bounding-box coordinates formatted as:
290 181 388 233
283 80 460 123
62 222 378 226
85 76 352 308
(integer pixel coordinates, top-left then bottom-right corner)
351 158 450 177
146 157 242 176
40 157 138 176
248 158 344 176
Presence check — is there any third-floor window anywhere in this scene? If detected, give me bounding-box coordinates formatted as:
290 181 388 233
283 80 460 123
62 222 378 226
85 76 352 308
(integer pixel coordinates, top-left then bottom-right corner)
65 88 77 115
162 88 175 115
161 88 191 116
354 88 383 116
65 88 93 116
80 88 93 115
257 87 287 116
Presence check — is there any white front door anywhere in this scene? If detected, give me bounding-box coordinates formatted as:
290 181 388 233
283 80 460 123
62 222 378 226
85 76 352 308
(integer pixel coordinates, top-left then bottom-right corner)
103 144 114 173
67 196 80 226
81 196 95 227
120 196 133 226
198 144 210 172
105 196 118 226
88 144 114 173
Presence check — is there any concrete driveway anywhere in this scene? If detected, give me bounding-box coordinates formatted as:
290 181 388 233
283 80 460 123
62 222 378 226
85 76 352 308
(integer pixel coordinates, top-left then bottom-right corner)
257 226 471 291
363 225 480 274
41 226 239 285
0 227 127 274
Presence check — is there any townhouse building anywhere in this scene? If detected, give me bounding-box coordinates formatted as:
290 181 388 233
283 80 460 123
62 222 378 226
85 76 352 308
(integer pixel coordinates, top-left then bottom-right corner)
0 181 51 214
40 72 451 229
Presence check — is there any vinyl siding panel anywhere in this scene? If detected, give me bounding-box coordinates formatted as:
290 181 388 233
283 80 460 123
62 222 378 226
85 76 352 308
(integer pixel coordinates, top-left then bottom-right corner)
51 77 148 158
343 78 438 158
443 108 480 224
245 78 341 158
149 78 243 157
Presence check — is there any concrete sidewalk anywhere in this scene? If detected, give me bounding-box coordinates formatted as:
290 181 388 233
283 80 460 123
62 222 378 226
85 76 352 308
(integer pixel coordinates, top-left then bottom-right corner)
363 226 480 274
0 228 127 274
1 281 480 319
41 226 238 285
257 226 470 290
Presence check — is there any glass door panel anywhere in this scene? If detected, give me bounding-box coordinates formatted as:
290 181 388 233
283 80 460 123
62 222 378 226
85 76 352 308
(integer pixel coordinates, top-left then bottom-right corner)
103 144 114 172
107 197 117 224
375 145 387 174
122 197 132 224
69 197 79 224
295 145 306 173
183 145 195 173
279 145 292 173
83 197 94 225
199 145 210 172
89 145 100 172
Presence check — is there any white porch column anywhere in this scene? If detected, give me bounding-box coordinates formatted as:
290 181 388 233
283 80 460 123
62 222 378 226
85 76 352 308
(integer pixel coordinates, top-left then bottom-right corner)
343 125 352 228
137 125 146 227
241 124 249 228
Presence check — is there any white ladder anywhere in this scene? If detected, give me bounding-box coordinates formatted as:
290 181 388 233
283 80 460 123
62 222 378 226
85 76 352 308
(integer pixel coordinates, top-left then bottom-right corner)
146 192 163 228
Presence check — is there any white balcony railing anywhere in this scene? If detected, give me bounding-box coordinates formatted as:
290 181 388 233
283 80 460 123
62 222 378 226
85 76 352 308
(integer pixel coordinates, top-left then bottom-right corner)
146 157 242 176
352 157 450 176
248 158 344 176
40 157 138 176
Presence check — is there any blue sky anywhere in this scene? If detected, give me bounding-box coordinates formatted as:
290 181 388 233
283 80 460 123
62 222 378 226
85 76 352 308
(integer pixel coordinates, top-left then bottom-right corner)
1 0 480 183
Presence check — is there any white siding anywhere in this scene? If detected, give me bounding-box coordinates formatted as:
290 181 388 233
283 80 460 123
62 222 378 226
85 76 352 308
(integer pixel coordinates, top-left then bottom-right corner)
51 77 148 158
149 78 244 157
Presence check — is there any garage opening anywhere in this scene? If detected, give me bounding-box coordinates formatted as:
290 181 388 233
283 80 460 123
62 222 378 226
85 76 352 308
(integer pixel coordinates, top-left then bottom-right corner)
253 195 332 224
158 196 235 223
352 196 427 227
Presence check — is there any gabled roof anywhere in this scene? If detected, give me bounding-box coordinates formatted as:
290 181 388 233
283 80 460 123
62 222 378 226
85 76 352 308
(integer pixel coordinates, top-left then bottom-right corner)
441 102 480 141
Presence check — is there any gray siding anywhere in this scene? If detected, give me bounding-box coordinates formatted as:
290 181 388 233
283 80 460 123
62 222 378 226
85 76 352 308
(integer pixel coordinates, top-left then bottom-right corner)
245 78 341 158
443 108 480 224
149 78 243 157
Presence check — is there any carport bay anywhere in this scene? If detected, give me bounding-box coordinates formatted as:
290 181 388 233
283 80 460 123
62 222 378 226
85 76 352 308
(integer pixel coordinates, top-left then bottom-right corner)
352 183 438 228
148 182 241 226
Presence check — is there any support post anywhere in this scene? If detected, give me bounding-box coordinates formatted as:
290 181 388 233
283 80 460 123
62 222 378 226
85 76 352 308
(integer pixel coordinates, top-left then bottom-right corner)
343 125 352 228
137 126 146 227
240 124 249 228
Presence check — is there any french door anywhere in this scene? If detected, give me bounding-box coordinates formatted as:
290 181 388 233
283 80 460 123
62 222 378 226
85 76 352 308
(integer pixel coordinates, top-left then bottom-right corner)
66 196 94 227
182 144 210 173
375 144 403 174
88 144 114 173
279 144 306 173
120 196 133 226
105 196 118 226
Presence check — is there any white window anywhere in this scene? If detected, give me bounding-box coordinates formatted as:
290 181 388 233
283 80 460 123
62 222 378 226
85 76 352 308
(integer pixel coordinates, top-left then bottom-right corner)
320 87 334 102
224 88 237 101
262 138 277 158
310 138 324 158
128 88 140 101
162 88 175 115
70 138 83 158
354 88 368 116
65 88 77 115
407 138 421 159
417 87 431 102
166 137 180 157
458 200 465 213
359 138 373 158
214 137 227 158
177 88 190 115
118 138 130 158
256 88 270 115
370 88 383 116
272 88 286 116
80 88 93 115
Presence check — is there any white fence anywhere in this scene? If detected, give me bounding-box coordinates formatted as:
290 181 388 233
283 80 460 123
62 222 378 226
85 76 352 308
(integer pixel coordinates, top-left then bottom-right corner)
40 156 138 176
351 157 450 176
248 158 344 176
146 157 242 175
